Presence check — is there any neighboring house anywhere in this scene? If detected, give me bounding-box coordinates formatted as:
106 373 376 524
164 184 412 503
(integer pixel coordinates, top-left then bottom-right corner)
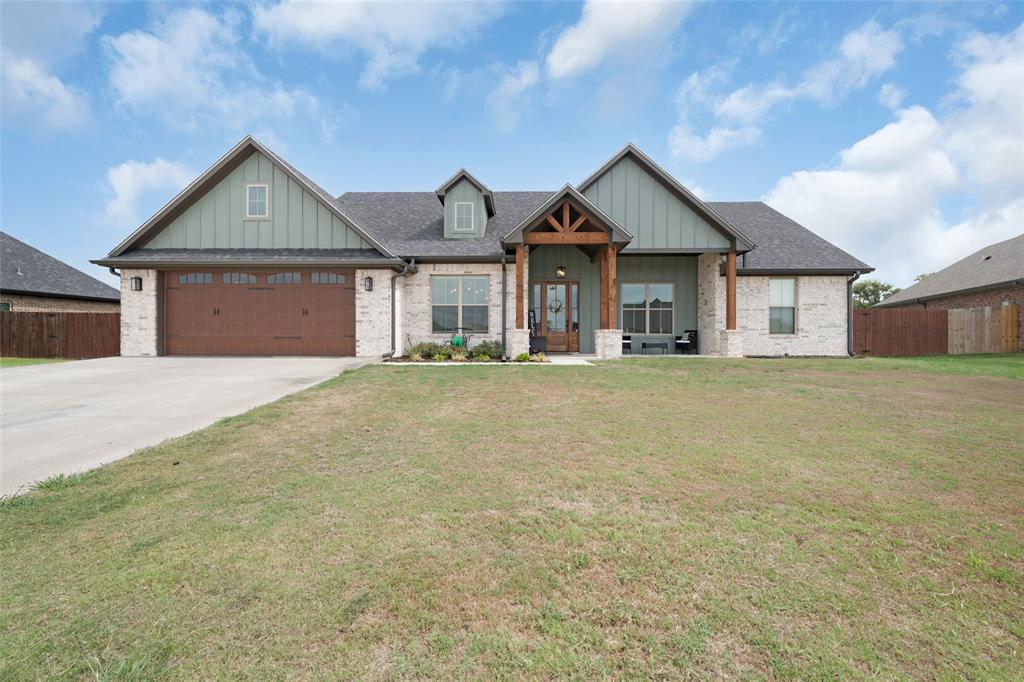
876 233 1024 350
94 137 872 359
1 231 120 313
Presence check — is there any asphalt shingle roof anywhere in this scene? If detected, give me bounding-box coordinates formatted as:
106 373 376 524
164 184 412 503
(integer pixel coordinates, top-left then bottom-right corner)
2 231 120 301
876 233 1024 306
97 248 393 266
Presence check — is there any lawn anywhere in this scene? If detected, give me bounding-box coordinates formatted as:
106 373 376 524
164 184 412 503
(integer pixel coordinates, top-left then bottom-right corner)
1 356 1021 679
0 357 66 368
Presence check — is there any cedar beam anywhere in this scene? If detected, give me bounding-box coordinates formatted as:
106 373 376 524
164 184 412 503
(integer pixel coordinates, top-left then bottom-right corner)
562 201 570 231
545 215 564 232
607 246 617 329
598 246 609 329
524 231 609 245
568 214 587 232
726 251 737 330
516 244 525 329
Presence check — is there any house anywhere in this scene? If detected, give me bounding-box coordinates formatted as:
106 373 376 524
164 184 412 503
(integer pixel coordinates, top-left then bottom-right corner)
93 137 872 359
1 231 120 312
875 233 1023 350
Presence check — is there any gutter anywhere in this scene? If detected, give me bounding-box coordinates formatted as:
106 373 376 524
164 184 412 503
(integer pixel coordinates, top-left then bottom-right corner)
847 271 862 356
383 258 416 358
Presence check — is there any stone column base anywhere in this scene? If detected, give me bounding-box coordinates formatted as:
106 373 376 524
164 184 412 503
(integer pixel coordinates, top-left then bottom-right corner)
594 329 623 359
718 329 744 357
508 328 530 359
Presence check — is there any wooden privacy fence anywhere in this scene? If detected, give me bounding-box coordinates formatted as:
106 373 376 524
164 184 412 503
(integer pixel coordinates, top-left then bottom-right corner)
0 311 120 359
853 305 1019 357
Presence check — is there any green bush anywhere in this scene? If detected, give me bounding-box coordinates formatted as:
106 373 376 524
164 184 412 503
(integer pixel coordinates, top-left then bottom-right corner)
514 352 531 362
529 352 546 363
450 351 468 362
472 340 504 359
408 342 448 359
431 353 447 362
408 351 423 362
474 353 491 362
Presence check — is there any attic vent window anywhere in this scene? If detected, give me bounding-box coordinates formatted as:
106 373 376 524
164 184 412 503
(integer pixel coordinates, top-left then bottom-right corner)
454 202 474 232
246 184 269 218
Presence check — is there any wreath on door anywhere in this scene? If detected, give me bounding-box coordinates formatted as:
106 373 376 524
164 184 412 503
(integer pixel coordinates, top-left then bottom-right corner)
547 298 564 314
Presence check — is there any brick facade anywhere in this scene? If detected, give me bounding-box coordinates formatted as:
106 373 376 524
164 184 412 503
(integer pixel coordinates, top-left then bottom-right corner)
0 292 119 313
885 285 1024 351
355 268 394 357
119 269 162 357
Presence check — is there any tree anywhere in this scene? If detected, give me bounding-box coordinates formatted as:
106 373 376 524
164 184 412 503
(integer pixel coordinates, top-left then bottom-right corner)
914 273 934 282
853 279 901 308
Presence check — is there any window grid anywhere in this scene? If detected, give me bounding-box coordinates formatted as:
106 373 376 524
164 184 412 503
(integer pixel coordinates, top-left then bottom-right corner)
431 275 489 333
312 272 346 285
454 202 474 232
246 184 269 218
267 272 301 284
769 278 796 334
621 283 674 334
178 272 212 285
222 273 257 284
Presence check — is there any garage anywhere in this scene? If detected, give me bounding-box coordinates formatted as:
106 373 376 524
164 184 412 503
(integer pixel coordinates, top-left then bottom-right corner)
164 270 356 356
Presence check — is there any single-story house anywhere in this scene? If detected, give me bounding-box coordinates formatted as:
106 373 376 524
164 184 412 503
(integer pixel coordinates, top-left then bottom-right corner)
876 233 1023 350
2 231 120 313
94 137 872 359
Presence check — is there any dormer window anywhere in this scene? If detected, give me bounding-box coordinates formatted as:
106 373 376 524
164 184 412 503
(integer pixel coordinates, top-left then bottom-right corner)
454 202 474 232
246 184 269 218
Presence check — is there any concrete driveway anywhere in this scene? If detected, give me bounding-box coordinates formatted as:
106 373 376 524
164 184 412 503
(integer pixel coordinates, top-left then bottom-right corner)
0 356 371 495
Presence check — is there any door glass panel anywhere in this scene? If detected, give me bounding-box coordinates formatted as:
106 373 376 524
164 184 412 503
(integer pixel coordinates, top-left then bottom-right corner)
570 282 579 332
545 284 566 332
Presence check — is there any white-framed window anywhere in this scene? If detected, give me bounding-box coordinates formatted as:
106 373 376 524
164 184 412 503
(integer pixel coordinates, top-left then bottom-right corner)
454 202 474 232
246 184 269 218
621 283 674 334
431 275 489 332
769 278 796 334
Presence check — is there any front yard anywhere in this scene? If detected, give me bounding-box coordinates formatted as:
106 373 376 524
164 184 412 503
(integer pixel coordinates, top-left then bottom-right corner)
1 356 1021 679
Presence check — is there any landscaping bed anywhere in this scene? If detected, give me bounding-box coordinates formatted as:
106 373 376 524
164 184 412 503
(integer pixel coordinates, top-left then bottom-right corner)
384 340 548 363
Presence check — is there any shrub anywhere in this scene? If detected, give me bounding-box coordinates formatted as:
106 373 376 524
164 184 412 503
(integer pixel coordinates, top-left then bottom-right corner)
472 340 504 359
474 353 491 362
408 342 448 358
514 352 531 362
431 353 447 362
408 351 422 362
529 352 546 363
450 351 468 362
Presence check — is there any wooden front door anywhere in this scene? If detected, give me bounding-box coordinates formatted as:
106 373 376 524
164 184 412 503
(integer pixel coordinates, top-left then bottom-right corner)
533 281 580 352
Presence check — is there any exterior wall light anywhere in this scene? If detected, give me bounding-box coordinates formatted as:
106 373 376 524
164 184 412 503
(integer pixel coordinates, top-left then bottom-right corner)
555 265 567 279
363 276 373 292
130 276 143 291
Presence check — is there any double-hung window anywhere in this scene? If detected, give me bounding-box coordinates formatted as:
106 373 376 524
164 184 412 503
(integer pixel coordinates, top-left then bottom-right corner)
621 283 674 334
431 276 488 332
769 278 796 334
454 202 474 232
246 184 269 218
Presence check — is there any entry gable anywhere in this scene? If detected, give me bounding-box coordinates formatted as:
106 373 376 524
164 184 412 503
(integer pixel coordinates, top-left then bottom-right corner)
502 184 632 247
107 137 394 258
578 144 754 252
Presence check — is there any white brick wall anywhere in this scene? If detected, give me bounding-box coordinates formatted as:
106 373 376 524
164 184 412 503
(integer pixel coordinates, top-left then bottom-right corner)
119 268 160 357
594 329 623 359
696 253 724 355
355 268 393 357
398 262 517 354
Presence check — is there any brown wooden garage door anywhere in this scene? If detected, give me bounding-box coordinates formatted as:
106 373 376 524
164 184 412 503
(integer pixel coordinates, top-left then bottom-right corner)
164 270 356 355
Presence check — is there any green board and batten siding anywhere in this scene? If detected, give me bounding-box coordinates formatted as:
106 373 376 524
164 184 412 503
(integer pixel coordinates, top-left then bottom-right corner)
443 179 487 239
583 155 730 251
529 245 697 353
144 151 373 250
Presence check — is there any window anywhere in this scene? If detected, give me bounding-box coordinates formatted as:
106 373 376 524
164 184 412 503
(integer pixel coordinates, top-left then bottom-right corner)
222 272 257 284
0 302 11 311
454 202 474 232
267 272 300 284
246 184 269 218
311 272 346 284
621 283 674 334
431 276 488 332
769 278 796 334
178 272 212 284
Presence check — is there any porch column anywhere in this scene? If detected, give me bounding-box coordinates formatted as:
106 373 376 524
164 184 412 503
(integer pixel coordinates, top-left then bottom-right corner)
607 245 617 328
515 244 525 329
726 251 737 330
598 246 609 328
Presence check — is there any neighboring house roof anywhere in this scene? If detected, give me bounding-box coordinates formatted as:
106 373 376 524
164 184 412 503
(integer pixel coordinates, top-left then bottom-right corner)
501 184 633 246
105 136 397 261
435 169 496 217
876 233 1024 307
1 231 120 302
95 248 394 268
710 202 873 274
336 191 553 259
578 143 755 251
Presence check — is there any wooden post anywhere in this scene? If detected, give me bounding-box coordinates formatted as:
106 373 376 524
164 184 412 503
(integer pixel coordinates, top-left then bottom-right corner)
607 245 617 329
726 251 737 331
598 246 609 329
515 244 525 329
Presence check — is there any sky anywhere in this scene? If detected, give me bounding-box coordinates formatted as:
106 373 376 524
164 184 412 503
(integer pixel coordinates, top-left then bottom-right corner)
1 0 1021 288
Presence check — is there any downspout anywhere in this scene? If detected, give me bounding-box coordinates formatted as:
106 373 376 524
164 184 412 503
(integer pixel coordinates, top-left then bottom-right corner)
847 271 861 356
501 253 508 360
384 258 416 359
108 267 121 278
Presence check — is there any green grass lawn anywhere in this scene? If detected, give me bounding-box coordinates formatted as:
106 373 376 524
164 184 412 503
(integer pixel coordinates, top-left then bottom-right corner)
0 357 67 368
2 356 1021 679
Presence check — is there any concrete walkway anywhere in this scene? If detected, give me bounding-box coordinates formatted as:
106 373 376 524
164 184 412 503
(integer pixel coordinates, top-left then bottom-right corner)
0 356 371 495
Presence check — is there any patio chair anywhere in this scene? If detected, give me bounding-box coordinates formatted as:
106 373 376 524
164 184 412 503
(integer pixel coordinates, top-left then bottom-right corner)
622 335 632 354
675 330 698 354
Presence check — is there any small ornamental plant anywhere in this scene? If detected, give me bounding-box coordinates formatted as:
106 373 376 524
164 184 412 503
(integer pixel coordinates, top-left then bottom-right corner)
450 351 468 362
408 351 423 362
474 353 491 362
514 352 531 362
431 353 447 362
529 352 546 363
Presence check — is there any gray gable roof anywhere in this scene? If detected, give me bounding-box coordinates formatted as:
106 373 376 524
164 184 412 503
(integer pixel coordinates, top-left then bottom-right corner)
876 233 1024 306
709 202 872 273
2 231 120 301
95 248 392 268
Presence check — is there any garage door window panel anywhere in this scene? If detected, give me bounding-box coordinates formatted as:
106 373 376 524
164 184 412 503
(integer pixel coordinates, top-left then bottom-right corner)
267 272 301 284
178 272 212 285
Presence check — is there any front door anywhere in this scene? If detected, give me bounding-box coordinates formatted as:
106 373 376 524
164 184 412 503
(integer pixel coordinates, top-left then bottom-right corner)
533 281 580 352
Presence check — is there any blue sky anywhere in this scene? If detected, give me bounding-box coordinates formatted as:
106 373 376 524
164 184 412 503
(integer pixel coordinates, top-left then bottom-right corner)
1 1 1021 287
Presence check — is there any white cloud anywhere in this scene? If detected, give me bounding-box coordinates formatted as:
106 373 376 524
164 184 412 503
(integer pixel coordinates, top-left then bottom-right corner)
0 1 100 131
252 0 505 90
669 124 760 163
878 82 905 109
546 0 692 79
104 7 336 138
487 61 540 133
103 159 195 230
763 24 1024 287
